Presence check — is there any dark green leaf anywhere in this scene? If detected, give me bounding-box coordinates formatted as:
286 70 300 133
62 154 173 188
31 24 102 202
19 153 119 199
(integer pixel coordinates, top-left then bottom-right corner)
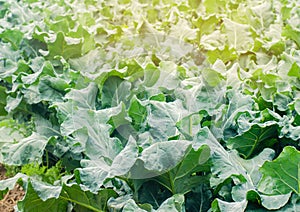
227 123 278 159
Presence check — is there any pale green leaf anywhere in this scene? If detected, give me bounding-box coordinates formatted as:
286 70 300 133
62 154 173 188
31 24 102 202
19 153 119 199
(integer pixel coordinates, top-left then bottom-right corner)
0 133 48 166
223 18 254 53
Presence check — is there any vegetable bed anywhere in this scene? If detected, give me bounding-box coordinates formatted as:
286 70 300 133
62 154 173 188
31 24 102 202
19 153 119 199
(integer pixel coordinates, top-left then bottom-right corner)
0 0 299 211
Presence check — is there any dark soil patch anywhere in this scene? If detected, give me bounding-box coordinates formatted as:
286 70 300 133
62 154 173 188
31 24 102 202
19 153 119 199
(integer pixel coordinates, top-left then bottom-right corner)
0 164 25 212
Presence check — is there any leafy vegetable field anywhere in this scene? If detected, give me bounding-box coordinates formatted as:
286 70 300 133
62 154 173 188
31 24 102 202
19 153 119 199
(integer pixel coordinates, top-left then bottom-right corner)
0 0 300 211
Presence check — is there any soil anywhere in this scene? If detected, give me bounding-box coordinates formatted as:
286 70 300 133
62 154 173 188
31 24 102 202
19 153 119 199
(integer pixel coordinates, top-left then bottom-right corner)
0 164 25 212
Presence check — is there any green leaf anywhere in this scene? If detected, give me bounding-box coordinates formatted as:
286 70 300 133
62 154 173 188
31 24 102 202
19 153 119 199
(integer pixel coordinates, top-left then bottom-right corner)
0 0 299 210
195 128 246 188
279 116 300 141
61 184 118 212
250 1 274 30
135 180 172 209
110 136 139 176
260 193 291 210
64 83 98 109
76 160 110 193
0 86 7 115
212 199 247 212
0 29 24 50
77 137 138 192
130 140 191 179
227 123 278 159
147 100 188 141
61 108 122 161
46 32 83 59
295 99 300 115
283 25 300 48
68 24 95 55
207 45 237 64
202 68 225 87
185 184 212 212
68 49 107 80
143 63 160 87
231 148 275 199
175 78 223 116
222 90 254 140
156 194 185 212
203 0 226 14
37 77 64 102
288 62 300 78
47 15 74 34
30 179 62 201
195 127 278 207
140 140 191 173
5 92 23 113
123 199 148 212
0 133 48 166
17 181 68 212
193 15 219 38
107 195 139 211
23 79 63 104
276 194 300 212
0 120 25 151
128 96 147 131
222 18 254 53
258 146 300 195
151 61 180 91
169 18 197 41
122 194 185 212
273 92 292 111
0 173 28 199
154 144 210 194
200 30 226 50
176 111 206 140
101 76 131 108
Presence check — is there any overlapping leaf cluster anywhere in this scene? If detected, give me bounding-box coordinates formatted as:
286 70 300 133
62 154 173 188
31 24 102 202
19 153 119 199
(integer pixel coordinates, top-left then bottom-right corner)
0 0 299 211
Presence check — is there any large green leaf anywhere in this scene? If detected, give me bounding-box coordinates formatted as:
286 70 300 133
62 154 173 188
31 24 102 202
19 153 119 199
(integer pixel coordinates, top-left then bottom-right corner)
16 180 118 212
195 128 291 210
147 100 188 141
77 136 138 192
101 76 131 108
129 140 192 180
283 25 300 48
222 90 254 140
0 133 48 166
195 128 250 188
17 181 68 212
46 32 83 59
60 104 125 160
258 146 300 195
64 83 98 109
154 144 210 194
222 18 254 53
0 29 24 50
227 123 278 159
250 1 274 30
142 63 160 88
61 184 118 212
